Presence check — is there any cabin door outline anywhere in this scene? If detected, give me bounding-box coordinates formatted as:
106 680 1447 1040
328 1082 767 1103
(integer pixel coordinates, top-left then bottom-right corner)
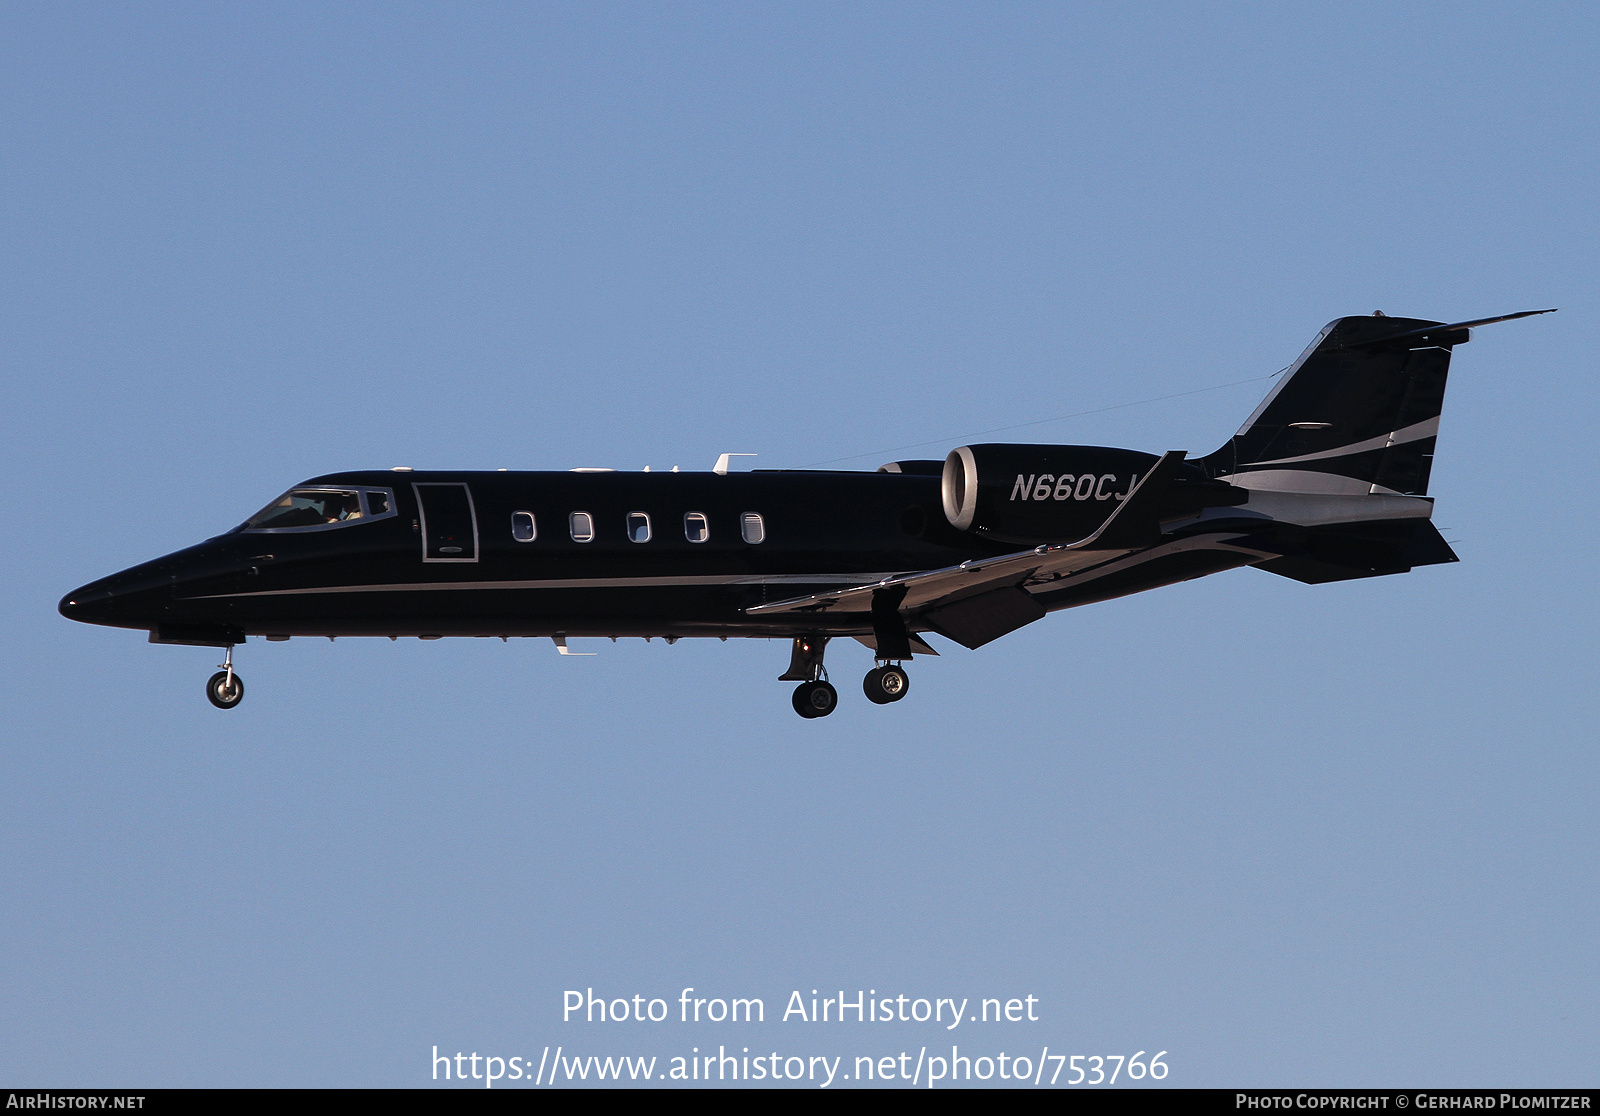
413 483 480 563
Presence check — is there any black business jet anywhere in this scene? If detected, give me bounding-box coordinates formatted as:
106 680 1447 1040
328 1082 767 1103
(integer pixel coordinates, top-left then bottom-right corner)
60 310 1551 716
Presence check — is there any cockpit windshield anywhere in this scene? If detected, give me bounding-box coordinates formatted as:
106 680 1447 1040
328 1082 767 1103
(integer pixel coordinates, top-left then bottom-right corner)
232 485 396 534
245 489 363 530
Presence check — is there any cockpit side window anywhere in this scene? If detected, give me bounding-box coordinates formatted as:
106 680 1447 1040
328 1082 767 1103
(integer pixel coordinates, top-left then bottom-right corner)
246 490 362 530
242 486 397 532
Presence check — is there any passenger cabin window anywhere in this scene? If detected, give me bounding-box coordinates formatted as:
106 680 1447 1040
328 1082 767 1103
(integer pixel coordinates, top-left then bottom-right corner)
683 512 709 543
627 512 651 543
740 512 765 544
246 489 362 530
511 511 537 542
569 511 595 542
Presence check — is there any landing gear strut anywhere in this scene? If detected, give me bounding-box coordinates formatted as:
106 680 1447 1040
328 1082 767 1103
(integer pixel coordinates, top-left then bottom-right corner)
863 663 910 704
206 645 244 709
863 585 912 706
782 635 837 718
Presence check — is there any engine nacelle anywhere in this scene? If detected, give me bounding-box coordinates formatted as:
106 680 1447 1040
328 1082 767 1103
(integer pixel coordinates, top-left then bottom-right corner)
941 443 1244 543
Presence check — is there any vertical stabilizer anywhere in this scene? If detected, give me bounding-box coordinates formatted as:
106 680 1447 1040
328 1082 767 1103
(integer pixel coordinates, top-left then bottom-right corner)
1201 314 1464 496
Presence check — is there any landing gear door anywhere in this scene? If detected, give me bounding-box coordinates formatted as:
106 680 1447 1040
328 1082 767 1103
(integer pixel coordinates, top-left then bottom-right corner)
413 483 479 562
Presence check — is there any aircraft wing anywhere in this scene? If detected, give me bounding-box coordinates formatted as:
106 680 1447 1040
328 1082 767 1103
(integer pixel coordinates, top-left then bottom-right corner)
746 451 1190 645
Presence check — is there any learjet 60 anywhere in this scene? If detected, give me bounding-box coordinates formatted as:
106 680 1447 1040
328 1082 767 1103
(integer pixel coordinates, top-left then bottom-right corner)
60 311 1550 716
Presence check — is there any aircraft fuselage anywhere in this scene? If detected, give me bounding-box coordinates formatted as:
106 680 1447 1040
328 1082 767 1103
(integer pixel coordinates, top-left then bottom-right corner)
63 460 1246 647
48 466 1076 642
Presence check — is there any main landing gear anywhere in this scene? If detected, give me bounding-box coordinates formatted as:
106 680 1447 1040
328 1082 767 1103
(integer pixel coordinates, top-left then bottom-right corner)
863 663 910 705
792 679 838 719
780 635 911 717
206 645 244 709
780 635 837 718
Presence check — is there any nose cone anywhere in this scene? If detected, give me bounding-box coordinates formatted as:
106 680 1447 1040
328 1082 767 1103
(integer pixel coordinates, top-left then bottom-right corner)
60 580 117 624
60 559 174 629
61 541 238 633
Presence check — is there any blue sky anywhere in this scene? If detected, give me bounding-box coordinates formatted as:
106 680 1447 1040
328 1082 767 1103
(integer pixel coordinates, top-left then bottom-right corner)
2 1 1595 1087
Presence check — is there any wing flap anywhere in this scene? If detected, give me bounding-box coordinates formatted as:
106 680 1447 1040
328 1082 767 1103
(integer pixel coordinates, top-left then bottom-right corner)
853 633 941 656
922 586 1047 649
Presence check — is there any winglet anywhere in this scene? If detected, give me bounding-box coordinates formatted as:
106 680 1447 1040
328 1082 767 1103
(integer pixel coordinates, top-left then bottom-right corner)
1084 450 1188 549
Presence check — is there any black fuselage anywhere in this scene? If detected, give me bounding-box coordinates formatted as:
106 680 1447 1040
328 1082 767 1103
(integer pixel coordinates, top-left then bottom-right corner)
60 463 1238 645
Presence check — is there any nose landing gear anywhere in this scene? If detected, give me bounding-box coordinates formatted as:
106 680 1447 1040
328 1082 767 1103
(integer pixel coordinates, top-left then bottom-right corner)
206 646 244 709
863 663 910 704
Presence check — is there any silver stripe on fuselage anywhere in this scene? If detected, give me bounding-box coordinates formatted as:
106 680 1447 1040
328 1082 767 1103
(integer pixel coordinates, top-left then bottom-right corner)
185 572 908 600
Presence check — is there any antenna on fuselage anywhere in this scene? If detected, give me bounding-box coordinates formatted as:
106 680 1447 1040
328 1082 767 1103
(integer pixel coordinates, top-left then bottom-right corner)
713 453 757 475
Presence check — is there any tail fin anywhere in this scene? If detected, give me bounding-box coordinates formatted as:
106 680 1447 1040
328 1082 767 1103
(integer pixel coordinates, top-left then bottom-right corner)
1201 314 1464 496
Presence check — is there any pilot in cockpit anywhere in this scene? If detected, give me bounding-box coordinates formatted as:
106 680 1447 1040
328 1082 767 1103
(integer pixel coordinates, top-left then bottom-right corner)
325 492 361 523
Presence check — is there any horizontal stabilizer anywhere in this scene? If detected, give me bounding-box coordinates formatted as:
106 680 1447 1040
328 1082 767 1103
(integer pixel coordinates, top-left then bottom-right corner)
1207 310 1553 498
1339 307 1556 350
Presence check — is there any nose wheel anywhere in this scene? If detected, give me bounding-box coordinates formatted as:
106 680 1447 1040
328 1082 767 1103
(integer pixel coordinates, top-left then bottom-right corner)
206 646 244 709
864 664 910 704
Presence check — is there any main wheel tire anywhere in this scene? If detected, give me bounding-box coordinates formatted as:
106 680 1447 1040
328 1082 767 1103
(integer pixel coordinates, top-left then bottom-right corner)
206 670 244 709
792 680 837 718
864 664 909 704
792 683 819 718
808 681 838 716
863 666 893 704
